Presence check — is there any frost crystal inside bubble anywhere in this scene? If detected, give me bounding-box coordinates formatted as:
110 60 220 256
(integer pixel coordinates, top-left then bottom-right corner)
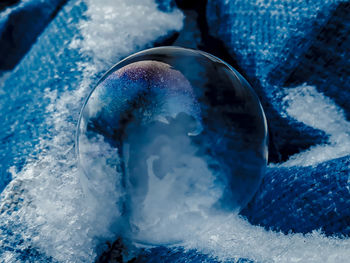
77 46 268 245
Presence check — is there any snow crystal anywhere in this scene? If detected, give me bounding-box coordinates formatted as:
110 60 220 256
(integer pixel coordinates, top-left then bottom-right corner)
282 85 350 167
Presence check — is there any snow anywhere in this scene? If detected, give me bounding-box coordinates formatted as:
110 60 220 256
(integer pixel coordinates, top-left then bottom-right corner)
282 85 350 167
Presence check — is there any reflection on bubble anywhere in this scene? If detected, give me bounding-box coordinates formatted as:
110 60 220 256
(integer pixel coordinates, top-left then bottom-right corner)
77 46 268 245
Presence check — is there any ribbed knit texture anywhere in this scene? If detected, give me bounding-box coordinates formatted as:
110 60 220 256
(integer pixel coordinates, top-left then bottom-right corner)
207 0 350 237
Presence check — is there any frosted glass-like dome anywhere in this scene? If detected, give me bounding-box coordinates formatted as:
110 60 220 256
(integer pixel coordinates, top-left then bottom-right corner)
77 46 268 245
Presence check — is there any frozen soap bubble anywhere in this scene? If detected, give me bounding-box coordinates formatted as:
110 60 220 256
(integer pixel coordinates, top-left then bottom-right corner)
77 46 268 245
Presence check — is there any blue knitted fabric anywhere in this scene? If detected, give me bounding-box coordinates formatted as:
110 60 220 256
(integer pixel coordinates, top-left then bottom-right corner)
0 0 85 192
207 0 350 237
0 3 89 260
0 0 349 262
0 0 67 69
277 2 350 119
132 247 253 263
241 155 350 236
207 0 350 163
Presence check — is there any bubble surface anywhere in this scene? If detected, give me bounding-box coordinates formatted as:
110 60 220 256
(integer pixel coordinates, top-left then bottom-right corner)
77 46 268 245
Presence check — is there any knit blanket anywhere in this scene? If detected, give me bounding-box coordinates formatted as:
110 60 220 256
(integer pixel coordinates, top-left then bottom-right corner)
0 0 349 262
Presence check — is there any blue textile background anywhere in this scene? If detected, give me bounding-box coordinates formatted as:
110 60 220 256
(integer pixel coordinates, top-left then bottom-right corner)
0 0 67 70
0 0 349 262
207 0 350 237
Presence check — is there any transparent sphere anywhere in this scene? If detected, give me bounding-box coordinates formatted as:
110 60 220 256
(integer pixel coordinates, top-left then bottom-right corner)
77 47 268 245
